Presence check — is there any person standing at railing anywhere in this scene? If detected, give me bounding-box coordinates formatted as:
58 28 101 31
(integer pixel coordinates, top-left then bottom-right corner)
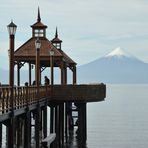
32 80 36 85
44 76 50 85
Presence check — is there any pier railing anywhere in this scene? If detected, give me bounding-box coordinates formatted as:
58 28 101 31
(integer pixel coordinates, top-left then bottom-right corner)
0 84 106 114
0 86 51 114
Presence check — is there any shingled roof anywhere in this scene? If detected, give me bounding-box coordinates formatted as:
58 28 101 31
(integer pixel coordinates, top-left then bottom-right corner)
14 37 62 58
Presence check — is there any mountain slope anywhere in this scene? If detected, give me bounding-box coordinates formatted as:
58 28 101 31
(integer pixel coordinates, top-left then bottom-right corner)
78 47 148 83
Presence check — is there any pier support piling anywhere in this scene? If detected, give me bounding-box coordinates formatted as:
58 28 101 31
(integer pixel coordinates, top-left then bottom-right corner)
24 111 31 148
43 107 47 138
77 103 87 145
35 107 41 148
0 124 2 148
8 118 16 148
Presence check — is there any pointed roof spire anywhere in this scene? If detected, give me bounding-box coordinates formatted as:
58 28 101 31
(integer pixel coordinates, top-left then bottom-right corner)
51 27 62 44
37 7 41 22
55 27 58 38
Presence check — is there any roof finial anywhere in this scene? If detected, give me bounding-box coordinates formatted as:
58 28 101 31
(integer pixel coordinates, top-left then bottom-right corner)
55 27 58 38
37 7 41 22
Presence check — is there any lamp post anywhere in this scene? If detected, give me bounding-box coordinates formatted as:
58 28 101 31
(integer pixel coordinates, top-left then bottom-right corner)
49 49 54 134
49 49 54 85
7 21 17 87
35 38 41 148
7 20 17 148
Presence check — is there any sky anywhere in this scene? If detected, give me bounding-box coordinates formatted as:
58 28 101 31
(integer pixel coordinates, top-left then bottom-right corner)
0 0 148 69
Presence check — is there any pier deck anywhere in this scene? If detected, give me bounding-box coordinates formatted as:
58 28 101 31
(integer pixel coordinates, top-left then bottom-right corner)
0 84 105 122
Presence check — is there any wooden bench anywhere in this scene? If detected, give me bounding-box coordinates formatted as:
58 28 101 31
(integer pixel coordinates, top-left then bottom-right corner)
41 133 56 148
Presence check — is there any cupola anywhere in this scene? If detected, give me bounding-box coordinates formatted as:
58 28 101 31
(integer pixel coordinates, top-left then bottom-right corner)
51 27 62 50
31 7 47 38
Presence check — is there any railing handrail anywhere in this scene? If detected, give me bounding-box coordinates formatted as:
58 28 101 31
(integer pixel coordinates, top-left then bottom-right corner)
0 85 51 114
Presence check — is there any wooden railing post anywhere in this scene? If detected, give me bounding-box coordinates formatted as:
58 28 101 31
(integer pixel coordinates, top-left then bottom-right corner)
0 86 2 114
6 88 9 112
25 82 29 107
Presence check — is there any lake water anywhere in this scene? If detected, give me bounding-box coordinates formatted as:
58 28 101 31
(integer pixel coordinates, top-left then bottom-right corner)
87 84 148 148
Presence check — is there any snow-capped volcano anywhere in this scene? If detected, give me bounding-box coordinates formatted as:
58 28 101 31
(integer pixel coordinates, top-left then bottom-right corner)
105 47 131 58
78 47 148 83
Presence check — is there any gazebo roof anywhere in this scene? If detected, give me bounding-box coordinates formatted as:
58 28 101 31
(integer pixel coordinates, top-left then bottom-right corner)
14 37 62 57
14 37 76 66
14 8 76 67
60 50 76 65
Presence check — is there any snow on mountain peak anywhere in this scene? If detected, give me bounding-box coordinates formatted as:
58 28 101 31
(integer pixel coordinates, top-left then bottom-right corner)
105 47 130 58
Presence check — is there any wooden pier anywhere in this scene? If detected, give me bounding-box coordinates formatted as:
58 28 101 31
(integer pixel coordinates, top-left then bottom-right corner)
0 8 106 148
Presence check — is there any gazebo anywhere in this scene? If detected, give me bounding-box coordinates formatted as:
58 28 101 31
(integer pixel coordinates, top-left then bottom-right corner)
14 8 77 86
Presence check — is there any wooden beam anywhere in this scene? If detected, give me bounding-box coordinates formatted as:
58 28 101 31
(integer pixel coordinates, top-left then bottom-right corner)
52 84 106 102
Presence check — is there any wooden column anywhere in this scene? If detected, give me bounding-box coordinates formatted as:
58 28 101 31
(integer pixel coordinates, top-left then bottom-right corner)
16 117 23 148
24 111 31 148
73 65 77 85
60 103 64 146
8 118 16 148
54 105 58 146
60 62 64 84
50 106 54 133
29 63 32 86
55 105 59 147
60 63 66 146
43 107 47 138
40 68 41 85
78 103 87 145
17 62 20 86
65 103 68 143
63 66 68 142
35 108 40 148
64 66 67 84
82 103 87 141
50 106 55 148
50 55 54 86
0 124 2 147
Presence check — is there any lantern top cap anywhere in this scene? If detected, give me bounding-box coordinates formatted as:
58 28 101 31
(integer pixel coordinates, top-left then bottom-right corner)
7 20 17 35
7 20 17 28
